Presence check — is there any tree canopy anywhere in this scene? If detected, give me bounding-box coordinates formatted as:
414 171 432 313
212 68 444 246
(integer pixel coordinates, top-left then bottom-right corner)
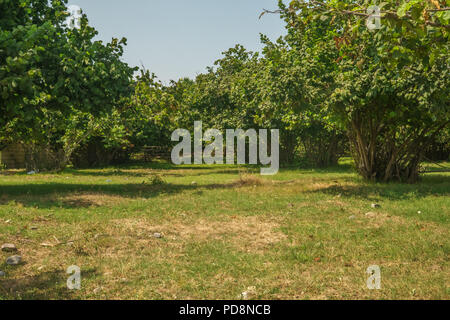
1 0 448 180
0 0 135 167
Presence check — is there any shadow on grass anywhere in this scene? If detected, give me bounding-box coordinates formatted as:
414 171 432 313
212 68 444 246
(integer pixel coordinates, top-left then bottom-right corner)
0 268 98 300
306 174 450 201
84 161 243 172
1 163 448 207
60 163 355 179
0 182 201 209
67 168 254 178
65 164 261 178
0 176 272 209
0 160 356 179
64 169 150 178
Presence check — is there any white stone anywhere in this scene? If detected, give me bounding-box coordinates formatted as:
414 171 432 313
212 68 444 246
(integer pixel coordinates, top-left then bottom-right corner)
1 243 17 252
6 255 22 265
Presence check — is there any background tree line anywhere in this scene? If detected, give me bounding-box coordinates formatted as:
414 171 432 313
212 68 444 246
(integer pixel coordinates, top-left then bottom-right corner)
1 0 449 182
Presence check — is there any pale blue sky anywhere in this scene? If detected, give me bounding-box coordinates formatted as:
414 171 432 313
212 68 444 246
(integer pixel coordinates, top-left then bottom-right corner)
67 0 286 83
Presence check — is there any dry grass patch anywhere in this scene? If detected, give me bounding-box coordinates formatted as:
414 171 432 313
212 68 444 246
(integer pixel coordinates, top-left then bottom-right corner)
234 174 266 187
111 216 287 253
60 193 129 208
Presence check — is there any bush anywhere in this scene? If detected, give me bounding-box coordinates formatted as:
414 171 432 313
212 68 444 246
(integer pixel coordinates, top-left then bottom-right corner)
71 137 131 168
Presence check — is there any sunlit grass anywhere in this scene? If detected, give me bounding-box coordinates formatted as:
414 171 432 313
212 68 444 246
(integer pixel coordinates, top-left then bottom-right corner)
0 160 448 299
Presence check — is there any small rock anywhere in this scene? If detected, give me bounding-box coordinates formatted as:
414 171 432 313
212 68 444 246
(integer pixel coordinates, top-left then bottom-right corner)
348 215 356 220
365 212 377 218
240 286 256 300
6 255 22 265
371 203 381 208
0 271 5 277
1 243 17 252
153 233 163 239
191 181 197 186
93 287 102 294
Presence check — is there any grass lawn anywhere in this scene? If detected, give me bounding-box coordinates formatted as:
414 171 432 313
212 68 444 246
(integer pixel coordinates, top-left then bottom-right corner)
0 160 449 300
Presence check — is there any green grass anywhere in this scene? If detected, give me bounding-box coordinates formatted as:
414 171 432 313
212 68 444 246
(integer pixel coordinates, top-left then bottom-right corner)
0 160 448 300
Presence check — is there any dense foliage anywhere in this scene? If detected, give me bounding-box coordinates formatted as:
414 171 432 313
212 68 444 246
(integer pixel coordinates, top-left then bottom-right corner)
0 0 135 169
1 0 448 181
273 0 450 181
